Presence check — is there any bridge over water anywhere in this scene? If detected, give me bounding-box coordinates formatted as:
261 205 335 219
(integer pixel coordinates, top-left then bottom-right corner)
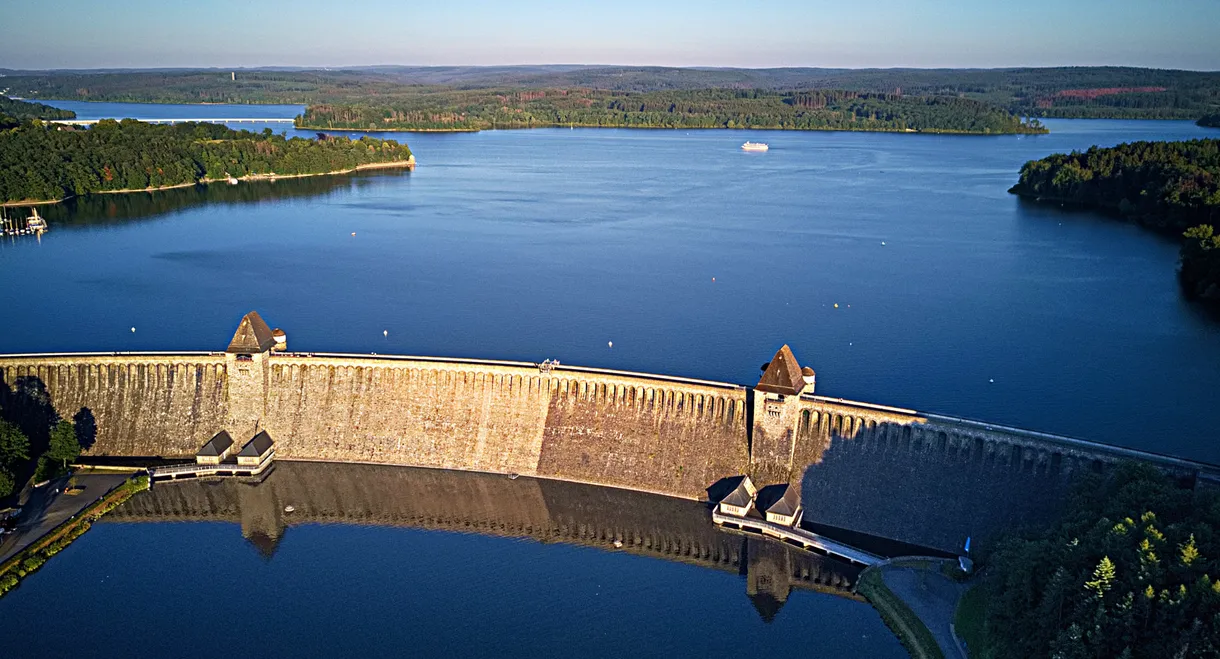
4 311 1217 554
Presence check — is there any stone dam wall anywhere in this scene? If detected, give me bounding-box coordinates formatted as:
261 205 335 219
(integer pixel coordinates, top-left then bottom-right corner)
4 349 1218 554
0 352 750 500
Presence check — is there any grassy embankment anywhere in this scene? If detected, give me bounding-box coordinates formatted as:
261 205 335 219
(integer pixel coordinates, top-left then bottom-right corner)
856 567 946 659
0 474 149 598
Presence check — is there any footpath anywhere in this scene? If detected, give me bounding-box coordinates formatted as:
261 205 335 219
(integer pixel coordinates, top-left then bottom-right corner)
858 557 972 659
0 470 132 564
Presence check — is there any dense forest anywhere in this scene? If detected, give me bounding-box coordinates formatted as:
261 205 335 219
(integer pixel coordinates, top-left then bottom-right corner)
0 120 412 204
1010 139 1220 305
1200 114 1220 128
3 66 1219 119
0 96 75 127
297 88 1046 134
977 464 1220 658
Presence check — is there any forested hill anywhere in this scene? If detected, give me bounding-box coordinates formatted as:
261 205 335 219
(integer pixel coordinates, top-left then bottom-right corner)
1009 139 1220 305
4 66 1219 119
0 96 75 126
1200 114 1220 128
297 88 1046 134
0 120 412 204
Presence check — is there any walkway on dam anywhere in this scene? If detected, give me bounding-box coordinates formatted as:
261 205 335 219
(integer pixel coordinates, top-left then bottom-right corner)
712 510 881 567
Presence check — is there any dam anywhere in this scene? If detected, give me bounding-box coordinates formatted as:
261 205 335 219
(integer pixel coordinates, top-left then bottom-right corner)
3 311 1218 554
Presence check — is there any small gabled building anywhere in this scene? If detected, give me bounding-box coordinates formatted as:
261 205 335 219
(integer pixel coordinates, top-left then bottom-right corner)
237 431 275 467
196 431 235 465
763 484 803 528
717 475 758 517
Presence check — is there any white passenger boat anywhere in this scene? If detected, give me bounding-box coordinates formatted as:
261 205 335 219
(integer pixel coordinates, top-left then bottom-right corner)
741 142 769 152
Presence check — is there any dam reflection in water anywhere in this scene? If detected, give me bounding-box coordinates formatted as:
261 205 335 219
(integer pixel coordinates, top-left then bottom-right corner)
0 463 906 658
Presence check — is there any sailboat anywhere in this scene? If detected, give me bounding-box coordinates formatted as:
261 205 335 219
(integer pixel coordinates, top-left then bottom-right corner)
26 208 47 233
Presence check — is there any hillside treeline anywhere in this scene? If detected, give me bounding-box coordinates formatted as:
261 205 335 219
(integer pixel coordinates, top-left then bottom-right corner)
4 66 1218 119
1010 139 1220 304
1200 114 1220 128
0 96 75 127
980 464 1220 659
0 120 412 203
297 88 1046 134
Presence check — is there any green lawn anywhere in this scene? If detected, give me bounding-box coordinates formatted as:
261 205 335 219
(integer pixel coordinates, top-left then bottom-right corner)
954 584 993 659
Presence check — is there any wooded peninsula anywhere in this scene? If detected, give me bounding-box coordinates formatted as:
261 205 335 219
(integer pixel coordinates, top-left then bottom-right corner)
295 88 1046 134
1009 139 1220 306
0 117 413 205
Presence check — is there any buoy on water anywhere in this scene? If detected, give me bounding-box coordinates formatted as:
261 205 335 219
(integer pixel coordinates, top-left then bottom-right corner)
383 330 388 337
608 341 613 348
130 327 136 333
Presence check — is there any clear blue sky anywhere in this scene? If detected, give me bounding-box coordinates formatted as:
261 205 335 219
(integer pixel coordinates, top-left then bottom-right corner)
2 0 1218 70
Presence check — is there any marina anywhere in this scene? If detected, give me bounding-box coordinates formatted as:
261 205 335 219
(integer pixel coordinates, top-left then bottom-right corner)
1 207 47 237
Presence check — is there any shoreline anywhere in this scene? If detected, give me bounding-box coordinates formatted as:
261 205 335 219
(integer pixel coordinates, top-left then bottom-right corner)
0 159 415 207
297 122 1046 136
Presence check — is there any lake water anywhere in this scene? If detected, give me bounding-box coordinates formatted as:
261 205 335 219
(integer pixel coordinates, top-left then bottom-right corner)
6 101 1218 464
0 462 905 658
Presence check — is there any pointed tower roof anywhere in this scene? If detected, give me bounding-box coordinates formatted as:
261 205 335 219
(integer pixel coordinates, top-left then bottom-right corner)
227 311 276 354
756 345 805 395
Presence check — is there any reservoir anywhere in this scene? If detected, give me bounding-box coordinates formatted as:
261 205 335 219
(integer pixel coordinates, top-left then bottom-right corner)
0 462 905 658
0 103 1217 655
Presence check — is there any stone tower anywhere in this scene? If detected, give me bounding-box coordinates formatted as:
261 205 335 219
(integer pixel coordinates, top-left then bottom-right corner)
750 345 814 484
225 311 276 441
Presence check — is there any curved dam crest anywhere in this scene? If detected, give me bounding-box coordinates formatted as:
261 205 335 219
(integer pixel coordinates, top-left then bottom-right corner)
3 312 1217 553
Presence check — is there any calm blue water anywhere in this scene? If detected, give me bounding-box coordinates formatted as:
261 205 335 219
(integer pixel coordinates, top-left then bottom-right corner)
0 463 904 658
8 102 1218 463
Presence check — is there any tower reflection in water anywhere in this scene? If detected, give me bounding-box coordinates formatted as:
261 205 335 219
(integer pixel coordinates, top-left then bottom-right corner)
107 461 865 622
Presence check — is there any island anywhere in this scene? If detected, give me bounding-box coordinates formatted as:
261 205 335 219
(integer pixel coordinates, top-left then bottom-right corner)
295 88 1047 135
1009 139 1220 306
0 117 413 205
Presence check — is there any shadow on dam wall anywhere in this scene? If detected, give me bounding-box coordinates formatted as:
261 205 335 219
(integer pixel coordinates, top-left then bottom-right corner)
104 461 864 619
797 423 1075 554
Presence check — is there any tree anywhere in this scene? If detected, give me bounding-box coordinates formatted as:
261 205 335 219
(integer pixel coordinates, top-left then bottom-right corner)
44 420 80 474
0 419 30 472
0 420 30 498
982 463 1220 658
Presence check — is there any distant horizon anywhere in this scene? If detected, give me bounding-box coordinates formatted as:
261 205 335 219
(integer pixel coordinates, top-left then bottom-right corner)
4 63 1220 74
3 0 1218 71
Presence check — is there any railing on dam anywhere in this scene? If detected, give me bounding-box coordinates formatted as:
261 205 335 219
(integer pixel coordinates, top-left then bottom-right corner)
275 351 747 390
0 350 744 391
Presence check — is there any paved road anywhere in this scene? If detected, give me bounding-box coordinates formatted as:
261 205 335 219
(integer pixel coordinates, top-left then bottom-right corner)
881 562 971 659
0 471 132 564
